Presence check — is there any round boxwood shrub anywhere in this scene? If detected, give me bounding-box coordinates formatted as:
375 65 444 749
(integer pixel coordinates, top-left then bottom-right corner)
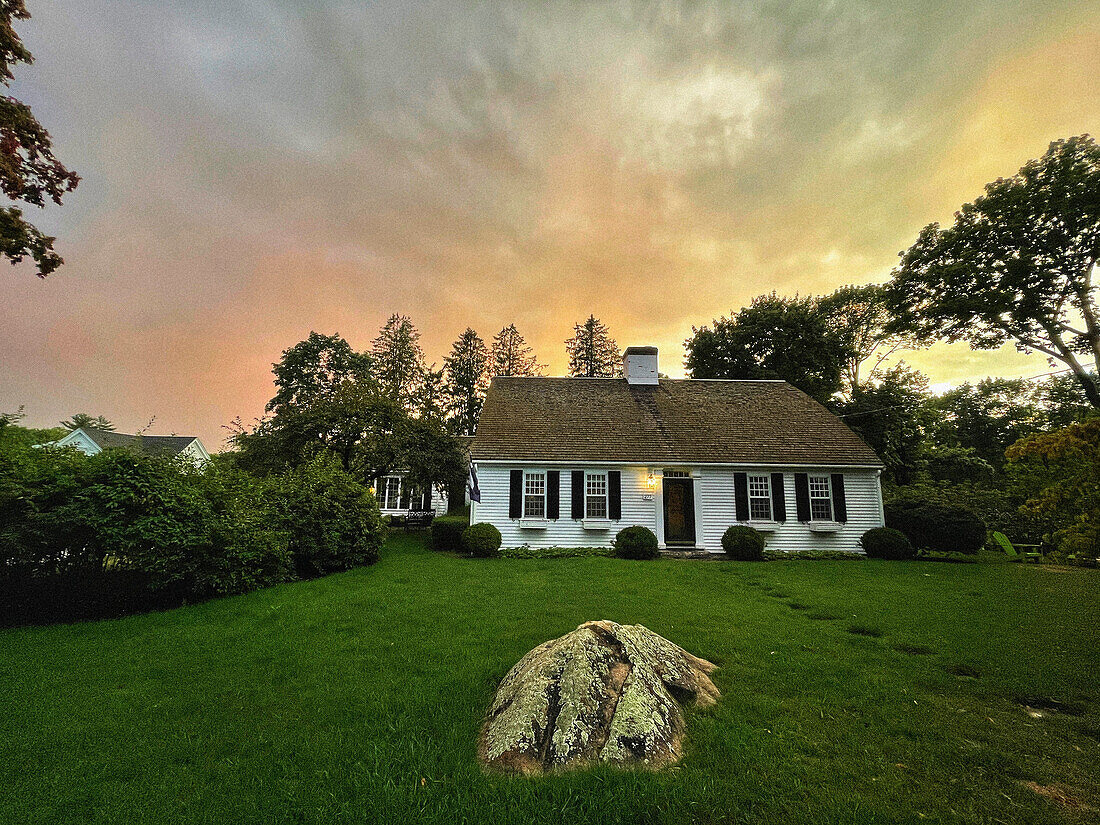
885 500 987 554
462 522 502 558
722 525 766 560
612 526 660 560
431 515 468 552
860 527 915 560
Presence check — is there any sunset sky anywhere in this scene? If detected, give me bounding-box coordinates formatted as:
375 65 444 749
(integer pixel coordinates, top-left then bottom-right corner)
2 1 1098 449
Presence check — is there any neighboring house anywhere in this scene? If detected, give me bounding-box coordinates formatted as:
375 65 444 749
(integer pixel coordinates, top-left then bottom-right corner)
469 346 885 553
372 473 449 517
47 427 212 467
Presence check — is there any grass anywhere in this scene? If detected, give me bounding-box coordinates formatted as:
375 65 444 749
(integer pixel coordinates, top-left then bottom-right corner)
2 534 1099 824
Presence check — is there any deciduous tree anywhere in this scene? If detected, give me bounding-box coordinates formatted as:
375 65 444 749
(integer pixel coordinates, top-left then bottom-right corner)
819 283 913 397
267 331 372 414
888 135 1100 407
685 293 850 403
0 2 80 277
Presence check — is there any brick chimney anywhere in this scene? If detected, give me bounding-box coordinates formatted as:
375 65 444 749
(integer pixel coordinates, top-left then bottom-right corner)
623 346 659 385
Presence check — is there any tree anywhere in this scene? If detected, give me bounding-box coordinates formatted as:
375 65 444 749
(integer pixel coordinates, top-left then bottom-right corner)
685 293 851 403
1006 416 1100 553
230 332 465 497
0 2 80 277
443 328 490 436
491 324 544 376
818 284 913 396
566 315 620 378
835 364 932 484
1040 371 1097 429
415 365 447 423
371 314 425 409
60 413 114 431
887 135 1100 407
928 378 1042 471
267 331 372 414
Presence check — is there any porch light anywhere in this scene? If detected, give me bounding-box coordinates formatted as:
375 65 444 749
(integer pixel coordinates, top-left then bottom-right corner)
646 470 657 490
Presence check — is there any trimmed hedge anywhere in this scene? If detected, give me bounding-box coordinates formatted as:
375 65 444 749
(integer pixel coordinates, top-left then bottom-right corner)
499 546 616 560
885 499 987 554
431 516 468 552
722 526 766 560
612 526 659 560
462 523 502 558
860 527 915 560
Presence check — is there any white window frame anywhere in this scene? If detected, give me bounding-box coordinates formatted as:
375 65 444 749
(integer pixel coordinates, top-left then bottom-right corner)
523 470 547 519
808 475 833 521
585 471 608 519
377 475 403 510
748 475 772 521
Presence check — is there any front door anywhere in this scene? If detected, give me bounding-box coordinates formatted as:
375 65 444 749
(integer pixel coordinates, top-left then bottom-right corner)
663 478 696 546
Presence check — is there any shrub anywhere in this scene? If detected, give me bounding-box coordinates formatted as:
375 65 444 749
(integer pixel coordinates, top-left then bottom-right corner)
462 523 502 558
431 516 468 552
499 546 616 560
612 526 659 560
860 527 915 560
885 498 987 554
267 456 384 577
722 525 766 560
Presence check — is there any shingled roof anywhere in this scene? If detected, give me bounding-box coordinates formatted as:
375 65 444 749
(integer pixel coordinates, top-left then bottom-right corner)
80 428 201 458
471 377 882 467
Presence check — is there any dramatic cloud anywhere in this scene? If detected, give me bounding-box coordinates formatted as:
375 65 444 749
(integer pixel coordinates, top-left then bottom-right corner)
2 0 1097 446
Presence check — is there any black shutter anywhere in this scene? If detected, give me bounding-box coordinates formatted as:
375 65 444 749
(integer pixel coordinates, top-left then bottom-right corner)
733 472 749 521
794 473 811 522
831 474 847 523
771 473 786 522
547 471 560 520
608 471 622 520
509 470 523 519
571 471 584 519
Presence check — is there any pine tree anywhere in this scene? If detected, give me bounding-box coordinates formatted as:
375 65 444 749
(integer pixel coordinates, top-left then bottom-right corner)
490 324 544 376
566 316 620 377
371 314 425 410
444 328 490 435
60 413 114 431
416 365 447 423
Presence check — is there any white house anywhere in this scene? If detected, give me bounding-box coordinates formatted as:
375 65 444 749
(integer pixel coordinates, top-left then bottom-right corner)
469 347 885 553
371 473 449 517
47 427 212 467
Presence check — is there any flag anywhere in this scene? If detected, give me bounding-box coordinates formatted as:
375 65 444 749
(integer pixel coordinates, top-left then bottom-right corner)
466 462 481 503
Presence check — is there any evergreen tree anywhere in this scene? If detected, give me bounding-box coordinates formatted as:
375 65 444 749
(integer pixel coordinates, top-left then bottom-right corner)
566 316 620 378
416 365 447 423
60 413 114 431
443 328 490 435
490 324 544 376
371 314 425 410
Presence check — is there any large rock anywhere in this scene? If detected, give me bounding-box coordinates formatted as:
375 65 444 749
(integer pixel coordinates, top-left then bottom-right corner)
479 620 720 774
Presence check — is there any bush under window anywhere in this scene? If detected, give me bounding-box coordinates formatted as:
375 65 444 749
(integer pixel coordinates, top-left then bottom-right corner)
462 523 502 558
612 526 659 560
722 525 766 560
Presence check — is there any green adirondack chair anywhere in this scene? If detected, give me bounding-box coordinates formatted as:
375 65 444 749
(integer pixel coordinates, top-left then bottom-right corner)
993 531 1042 563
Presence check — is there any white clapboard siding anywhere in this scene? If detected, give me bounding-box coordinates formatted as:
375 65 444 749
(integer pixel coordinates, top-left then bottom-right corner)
696 467 883 553
472 463 883 552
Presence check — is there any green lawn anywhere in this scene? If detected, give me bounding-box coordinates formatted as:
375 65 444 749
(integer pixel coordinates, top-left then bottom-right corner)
2 535 1099 824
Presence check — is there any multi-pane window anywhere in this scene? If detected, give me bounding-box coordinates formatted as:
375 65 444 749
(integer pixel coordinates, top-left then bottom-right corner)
748 475 772 521
585 472 608 519
809 475 833 520
376 475 403 510
524 471 546 518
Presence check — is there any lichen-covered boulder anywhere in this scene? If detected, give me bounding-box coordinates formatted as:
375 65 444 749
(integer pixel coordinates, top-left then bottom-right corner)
478 620 719 774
